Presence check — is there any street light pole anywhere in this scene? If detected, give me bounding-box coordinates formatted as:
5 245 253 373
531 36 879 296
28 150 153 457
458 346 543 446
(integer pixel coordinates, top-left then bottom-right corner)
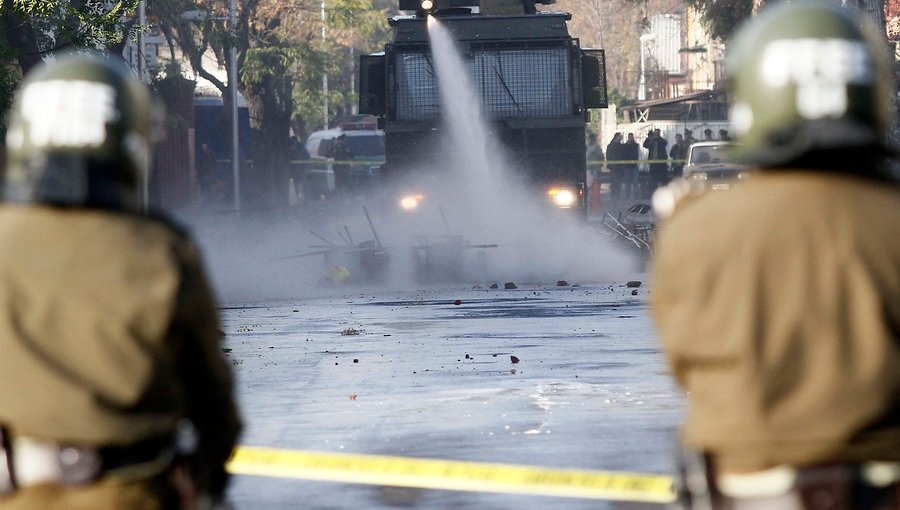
229 0 241 213
638 33 655 101
138 0 149 209
137 0 146 81
321 0 329 129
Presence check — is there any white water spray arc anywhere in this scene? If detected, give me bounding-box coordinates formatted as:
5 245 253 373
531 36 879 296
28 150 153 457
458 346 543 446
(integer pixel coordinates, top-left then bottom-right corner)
424 16 637 283
426 16 510 210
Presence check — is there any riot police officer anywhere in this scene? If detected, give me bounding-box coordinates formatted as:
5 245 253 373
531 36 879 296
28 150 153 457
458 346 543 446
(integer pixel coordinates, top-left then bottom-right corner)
652 3 900 509
0 54 241 509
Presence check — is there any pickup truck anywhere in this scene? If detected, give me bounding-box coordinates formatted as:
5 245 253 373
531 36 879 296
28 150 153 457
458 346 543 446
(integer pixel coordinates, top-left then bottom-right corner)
682 141 752 191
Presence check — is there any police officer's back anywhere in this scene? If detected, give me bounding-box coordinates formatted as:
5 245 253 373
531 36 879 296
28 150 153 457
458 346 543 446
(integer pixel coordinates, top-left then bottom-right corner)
0 55 241 509
652 3 900 509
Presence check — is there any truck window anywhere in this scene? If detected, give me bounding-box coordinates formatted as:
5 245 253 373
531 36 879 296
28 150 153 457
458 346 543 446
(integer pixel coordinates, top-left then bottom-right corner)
395 45 573 122
319 139 334 158
347 135 385 157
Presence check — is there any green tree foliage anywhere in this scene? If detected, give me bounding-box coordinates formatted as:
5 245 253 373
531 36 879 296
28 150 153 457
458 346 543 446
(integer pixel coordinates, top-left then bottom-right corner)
289 0 393 134
0 0 140 133
2 1 139 53
683 0 752 41
153 0 392 207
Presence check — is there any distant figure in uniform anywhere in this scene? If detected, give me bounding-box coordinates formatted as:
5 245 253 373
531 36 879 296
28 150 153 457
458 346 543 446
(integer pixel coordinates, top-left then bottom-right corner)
291 135 311 162
621 133 640 199
196 142 221 202
669 133 688 178
329 134 353 196
585 131 605 199
606 132 624 198
642 128 669 195
288 135 311 201
652 3 900 509
718 129 732 142
0 54 241 509
702 128 716 141
683 129 697 146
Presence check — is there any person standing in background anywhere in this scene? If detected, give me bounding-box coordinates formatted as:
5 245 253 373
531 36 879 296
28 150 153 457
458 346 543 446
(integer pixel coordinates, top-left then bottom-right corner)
586 131 605 201
606 132 624 199
621 133 640 200
329 134 353 196
669 133 688 178
643 128 669 194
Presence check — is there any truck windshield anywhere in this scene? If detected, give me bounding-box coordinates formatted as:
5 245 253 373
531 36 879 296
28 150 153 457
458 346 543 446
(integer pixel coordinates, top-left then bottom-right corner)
348 135 385 158
395 45 573 122
690 144 736 164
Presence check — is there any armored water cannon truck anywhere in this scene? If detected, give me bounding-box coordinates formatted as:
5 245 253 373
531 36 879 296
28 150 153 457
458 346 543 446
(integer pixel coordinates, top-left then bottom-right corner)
358 0 608 216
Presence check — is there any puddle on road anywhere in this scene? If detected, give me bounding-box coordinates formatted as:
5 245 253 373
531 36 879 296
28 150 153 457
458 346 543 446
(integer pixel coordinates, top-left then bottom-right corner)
452 303 637 319
368 297 528 307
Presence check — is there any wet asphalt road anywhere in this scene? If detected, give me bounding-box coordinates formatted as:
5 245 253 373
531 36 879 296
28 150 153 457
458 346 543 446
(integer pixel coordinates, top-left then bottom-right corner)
220 281 684 510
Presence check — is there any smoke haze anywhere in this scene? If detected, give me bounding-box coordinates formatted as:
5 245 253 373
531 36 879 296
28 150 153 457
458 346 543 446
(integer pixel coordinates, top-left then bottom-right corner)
188 17 638 304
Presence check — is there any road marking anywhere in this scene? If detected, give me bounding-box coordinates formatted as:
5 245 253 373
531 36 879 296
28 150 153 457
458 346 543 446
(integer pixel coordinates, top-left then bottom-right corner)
227 446 676 503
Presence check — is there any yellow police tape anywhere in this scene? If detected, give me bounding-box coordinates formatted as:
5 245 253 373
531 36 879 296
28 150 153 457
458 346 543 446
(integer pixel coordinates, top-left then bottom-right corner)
227 446 676 503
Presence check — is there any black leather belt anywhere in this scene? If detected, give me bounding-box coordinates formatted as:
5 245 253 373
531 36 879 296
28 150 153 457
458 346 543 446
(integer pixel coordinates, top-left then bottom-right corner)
0 427 174 494
714 463 900 510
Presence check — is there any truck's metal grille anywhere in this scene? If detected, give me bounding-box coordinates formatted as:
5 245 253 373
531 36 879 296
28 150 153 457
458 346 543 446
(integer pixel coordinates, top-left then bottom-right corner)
395 46 572 122
396 52 441 122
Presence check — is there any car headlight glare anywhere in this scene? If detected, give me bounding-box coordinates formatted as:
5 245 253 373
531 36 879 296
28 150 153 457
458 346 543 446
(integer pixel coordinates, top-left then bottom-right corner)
690 173 708 180
547 187 577 208
399 194 424 211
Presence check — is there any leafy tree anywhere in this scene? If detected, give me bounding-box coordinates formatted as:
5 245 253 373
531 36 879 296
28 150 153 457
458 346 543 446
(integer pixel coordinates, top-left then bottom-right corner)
667 0 886 49
288 0 394 134
561 0 890 100
557 0 665 100
0 1 140 133
153 0 393 208
683 0 752 41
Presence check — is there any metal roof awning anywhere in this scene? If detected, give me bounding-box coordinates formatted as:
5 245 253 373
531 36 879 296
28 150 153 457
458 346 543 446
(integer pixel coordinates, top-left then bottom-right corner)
621 89 728 123
623 89 723 111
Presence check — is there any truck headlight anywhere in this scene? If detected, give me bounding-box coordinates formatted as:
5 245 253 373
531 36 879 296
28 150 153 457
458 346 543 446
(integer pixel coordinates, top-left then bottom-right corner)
690 173 708 180
547 187 577 208
399 194 425 211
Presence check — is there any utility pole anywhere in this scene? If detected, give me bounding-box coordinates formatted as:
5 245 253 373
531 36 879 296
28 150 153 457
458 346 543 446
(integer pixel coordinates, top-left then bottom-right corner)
638 33 655 101
230 0 241 213
137 0 146 81
138 0 149 209
322 0 329 129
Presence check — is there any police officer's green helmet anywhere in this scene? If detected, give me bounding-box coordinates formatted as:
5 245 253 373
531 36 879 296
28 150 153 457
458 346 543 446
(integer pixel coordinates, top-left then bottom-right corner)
726 1 894 167
3 53 158 210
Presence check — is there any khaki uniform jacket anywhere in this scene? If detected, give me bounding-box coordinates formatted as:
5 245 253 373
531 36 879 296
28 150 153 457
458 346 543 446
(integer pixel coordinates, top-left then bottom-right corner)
0 205 241 495
652 171 900 472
